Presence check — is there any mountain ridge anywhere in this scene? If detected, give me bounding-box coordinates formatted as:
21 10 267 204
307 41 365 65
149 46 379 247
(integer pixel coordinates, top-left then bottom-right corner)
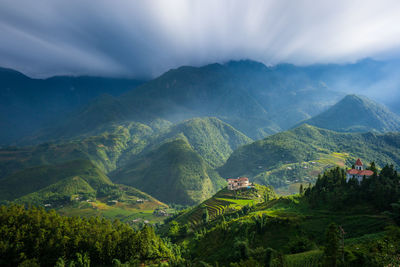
297 94 400 133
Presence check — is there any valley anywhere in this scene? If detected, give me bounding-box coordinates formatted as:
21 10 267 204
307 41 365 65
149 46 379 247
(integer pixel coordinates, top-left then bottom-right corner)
1 59 400 266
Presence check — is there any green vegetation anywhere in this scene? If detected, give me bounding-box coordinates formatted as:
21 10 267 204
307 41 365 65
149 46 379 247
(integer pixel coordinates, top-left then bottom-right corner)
0 159 170 224
0 160 112 201
166 184 275 229
0 121 163 178
113 138 225 205
158 165 400 266
153 117 252 168
300 94 400 133
220 124 400 190
33 60 343 141
0 205 177 266
305 163 399 211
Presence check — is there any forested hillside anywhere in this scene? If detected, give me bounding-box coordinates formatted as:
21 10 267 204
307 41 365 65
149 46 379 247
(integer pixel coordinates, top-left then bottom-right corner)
0 205 177 266
0 67 143 145
220 124 400 189
113 138 225 205
299 94 400 133
26 60 343 142
151 117 252 168
158 165 400 266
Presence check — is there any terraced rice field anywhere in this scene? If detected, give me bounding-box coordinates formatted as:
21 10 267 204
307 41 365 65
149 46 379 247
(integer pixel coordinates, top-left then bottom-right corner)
186 198 235 226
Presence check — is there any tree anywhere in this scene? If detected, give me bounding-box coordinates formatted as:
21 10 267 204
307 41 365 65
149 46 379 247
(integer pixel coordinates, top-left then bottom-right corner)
264 193 269 202
168 221 180 241
179 223 189 237
202 206 209 224
324 223 340 267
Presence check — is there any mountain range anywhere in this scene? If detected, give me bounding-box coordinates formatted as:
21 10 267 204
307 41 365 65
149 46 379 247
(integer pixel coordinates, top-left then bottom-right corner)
1 59 400 208
0 67 143 145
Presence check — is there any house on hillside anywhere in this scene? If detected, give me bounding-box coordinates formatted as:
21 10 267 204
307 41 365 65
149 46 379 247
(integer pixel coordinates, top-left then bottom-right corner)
346 158 374 182
227 177 252 190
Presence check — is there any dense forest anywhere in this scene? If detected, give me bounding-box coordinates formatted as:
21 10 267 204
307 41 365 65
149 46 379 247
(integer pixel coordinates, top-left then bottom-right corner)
0 205 179 266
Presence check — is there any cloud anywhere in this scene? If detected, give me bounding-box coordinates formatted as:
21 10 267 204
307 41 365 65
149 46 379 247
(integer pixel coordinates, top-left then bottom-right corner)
1 0 400 78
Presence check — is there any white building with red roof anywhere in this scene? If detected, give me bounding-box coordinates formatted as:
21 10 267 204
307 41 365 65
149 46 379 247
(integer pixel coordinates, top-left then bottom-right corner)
346 158 374 182
227 177 251 190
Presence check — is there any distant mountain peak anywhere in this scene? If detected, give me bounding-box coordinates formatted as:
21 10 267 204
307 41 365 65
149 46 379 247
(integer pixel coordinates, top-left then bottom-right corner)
299 94 400 133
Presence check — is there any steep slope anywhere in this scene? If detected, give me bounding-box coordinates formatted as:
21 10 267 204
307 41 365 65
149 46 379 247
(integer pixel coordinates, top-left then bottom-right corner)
153 117 252 168
0 159 112 201
0 120 170 179
220 124 400 188
0 67 143 145
0 158 169 224
32 60 342 142
112 138 225 205
299 95 400 133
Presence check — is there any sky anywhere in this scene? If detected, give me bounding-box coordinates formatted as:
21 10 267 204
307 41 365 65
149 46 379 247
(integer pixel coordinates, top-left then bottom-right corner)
1 0 400 78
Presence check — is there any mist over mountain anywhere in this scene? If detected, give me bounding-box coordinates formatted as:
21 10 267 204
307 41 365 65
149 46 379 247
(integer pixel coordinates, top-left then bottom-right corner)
0 67 144 145
4 58 400 147
19 59 346 143
3 2 400 266
298 94 400 133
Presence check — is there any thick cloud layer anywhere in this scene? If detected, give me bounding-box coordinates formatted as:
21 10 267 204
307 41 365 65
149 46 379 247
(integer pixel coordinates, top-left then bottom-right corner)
1 0 400 77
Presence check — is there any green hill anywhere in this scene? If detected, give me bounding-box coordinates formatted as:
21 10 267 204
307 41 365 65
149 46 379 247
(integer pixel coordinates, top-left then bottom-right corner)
0 160 111 201
0 120 170 179
160 166 400 266
112 138 226 205
17 175 96 204
165 184 275 229
299 94 400 133
31 60 342 142
0 117 249 207
152 117 252 168
0 158 169 224
220 124 400 189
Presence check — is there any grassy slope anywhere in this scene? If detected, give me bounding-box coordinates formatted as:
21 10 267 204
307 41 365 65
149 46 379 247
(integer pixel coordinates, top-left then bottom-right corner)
0 121 168 179
38 60 343 141
220 124 400 190
189 195 392 265
169 184 275 228
299 94 400 133
0 159 111 200
0 158 169 224
113 138 225 205
152 117 252 168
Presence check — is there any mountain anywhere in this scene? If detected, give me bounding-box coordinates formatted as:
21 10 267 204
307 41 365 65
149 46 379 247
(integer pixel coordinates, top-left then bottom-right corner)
220 124 400 188
0 67 144 145
0 120 172 180
298 94 400 133
152 117 252 168
29 60 343 142
0 159 112 201
112 138 225 205
0 117 249 206
5 58 400 145
0 158 169 224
